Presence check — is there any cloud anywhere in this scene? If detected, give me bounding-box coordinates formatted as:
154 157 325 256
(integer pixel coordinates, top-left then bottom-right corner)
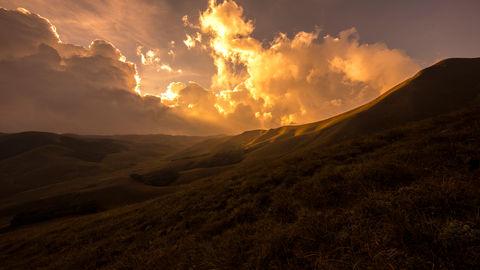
0 7 224 135
0 0 216 92
170 0 420 128
0 1 421 135
183 32 202 49
0 8 60 59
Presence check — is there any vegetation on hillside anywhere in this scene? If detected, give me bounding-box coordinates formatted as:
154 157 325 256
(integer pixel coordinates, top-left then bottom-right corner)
1 106 479 269
1 58 480 269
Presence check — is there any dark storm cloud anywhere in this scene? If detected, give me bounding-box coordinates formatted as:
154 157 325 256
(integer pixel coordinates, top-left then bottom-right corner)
0 8 223 135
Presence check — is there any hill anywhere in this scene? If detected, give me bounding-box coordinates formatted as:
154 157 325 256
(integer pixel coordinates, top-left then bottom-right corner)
1 58 480 269
134 58 480 179
0 132 208 229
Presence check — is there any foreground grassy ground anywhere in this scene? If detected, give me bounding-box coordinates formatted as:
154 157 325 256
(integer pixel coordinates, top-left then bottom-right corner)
1 105 479 269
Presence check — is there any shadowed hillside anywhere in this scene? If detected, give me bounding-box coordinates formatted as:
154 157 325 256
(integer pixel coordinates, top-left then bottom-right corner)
1 58 480 269
0 131 207 196
0 132 124 196
0 132 208 229
0 132 125 161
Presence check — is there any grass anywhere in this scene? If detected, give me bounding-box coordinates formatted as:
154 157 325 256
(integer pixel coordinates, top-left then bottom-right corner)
1 105 479 269
131 168 179 187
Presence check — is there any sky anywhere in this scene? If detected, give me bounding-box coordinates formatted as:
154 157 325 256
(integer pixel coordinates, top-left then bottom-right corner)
0 0 479 135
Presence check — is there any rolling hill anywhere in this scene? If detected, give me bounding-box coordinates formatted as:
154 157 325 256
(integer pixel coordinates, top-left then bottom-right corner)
0 132 208 229
1 58 480 269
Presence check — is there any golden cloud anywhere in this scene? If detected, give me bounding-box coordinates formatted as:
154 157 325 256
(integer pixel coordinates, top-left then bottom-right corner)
166 0 420 130
0 7 224 135
0 1 422 135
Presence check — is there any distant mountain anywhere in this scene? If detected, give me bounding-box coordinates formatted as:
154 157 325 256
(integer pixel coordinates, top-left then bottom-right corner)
1 58 480 269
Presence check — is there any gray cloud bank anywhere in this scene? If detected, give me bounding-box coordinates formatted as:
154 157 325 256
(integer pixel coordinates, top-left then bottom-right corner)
0 8 222 135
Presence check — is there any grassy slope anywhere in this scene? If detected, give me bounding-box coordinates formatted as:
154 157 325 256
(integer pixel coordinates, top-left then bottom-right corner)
1 58 480 269
157 58 480 170
0 132 208 228
1 106 479 269
0 132 207 196
240 58 480 159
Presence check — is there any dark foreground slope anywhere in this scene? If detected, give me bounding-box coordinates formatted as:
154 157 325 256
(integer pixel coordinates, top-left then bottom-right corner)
1 105 479 269
1 58 480 269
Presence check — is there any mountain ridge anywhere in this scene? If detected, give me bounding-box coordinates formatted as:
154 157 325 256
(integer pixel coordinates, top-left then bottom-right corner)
168 58 480 163
1 57 480 269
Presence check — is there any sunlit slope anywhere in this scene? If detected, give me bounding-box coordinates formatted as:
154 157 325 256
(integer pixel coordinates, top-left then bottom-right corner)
240 58 480 158
146 58 480 179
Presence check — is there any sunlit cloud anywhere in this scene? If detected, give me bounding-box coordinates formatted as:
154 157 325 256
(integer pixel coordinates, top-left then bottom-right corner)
160 63 183 74
137 46 160 65
0 0 215 93
0 7 224 135
183 32 202 49
159 82 185 107
182 14 198 29
168 0 420 129
136 46 182 75
0 1 422 135
183 34 196 49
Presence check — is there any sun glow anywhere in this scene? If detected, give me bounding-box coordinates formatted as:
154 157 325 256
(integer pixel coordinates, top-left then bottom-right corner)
159 82 187 107
177 0 418 128
134 0 419 132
